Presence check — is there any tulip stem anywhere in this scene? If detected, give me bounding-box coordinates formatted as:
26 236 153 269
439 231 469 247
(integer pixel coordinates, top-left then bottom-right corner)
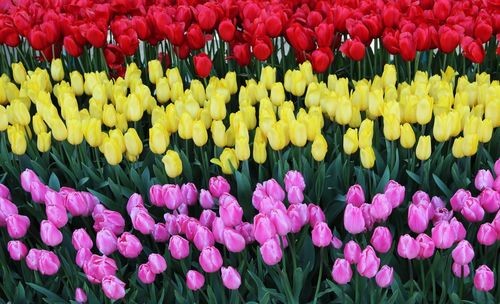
409 259 414 296
430 261 436 303
312 248 324 304
419 261 427 303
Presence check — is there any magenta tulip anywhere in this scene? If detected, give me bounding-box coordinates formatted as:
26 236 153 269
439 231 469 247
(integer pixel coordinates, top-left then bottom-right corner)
20 169 41 193
117 232 143 258
269 208 292 236
253 213 276 245
284 170 306 192
75 288 87 303
199 209 216 228
0 197 18 226
199 246 223 273
38 250 60 276
474 265 495 291
346 184 365 207
76 248 92 268
357 246 380 278
384 180 405 208
308 204 326 227
186 270 205 290
287 186 304 204
83 254 117 283
288 203 309 233
209 176 230 198
452 262 470 278
199 189 214 209
219 194 243 227
432 221 456 249
370 226 392 253
477 223 497 246
331 258 352 284
138 263 156 284
162 184 183 210
375 265 394 288
221 266 241 290
40 220 63 247
475 169 494 191
479 188 500 213
0 184 11 200
416 233 435 259
6 214 30 239
101 275 126 300
152 223 170 242
344 204 365 234
311 222 333 247
461 197 485 222
408 204 429 233
223 228 246 252
451 240 475 265
193 226 215 250
7 240 28 261
450 189 471 212
263 179 285 202
397 234 420 259
148 253 167 274
181 183 198 206
344 240 362 264
149 185 163 207
260 237 283 266
96 229 118 256
72 228 94 250
370 194 392 222
131 208 155 235
25 249 41 270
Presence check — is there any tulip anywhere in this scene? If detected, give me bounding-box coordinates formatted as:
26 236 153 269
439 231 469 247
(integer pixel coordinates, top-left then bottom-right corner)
408 204 429 233
343 128 359 154
375 266 394 288
6 214 30 239
397 234 420 259
72 229 93 251
477 223 497 246
124 128 143 157
96 229 118 256
479 188 500 213
288 203 309 233
308 204 326 227
186 270 205 290
152 223 169 243
7 240 28 261
148 60 163 84
344 241 362 264
199 246 223 273
260 237 283 266
415 233 435 259
253 213 276 245
360 146 376 169
452 263 470 278
192 226 214 251
0 184 10 200
162 150 182 178
168 235 189 260
451 240 475 265
12 62 27 84
370 226 392 253
384 180 405 208
400 123 416 148
193 53 212 78
357 246 380 278
358 119 374 148
221 266 242 290
51 58 64 82
40 220 63 247
39 250 60 276
370 194 392 222
117 232 142 258
312 222 333 247
220 197 243 227
162 184 183 210
346 185 365 207
344 204 365 234
432 221 455 249
494 159 500 176
474 265 495 291
101 275 126 300
138 263 156 284
331 258 352 284
461 197 485 222
416 136 431 160
311 134 328 161
74 288 87 303
475 169 494 191
450 189 471 212
222 228 245 253
462 134 479 157
26 249 41 271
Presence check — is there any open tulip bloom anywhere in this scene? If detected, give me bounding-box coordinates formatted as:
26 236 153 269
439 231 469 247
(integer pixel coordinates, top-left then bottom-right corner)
0 0 499 302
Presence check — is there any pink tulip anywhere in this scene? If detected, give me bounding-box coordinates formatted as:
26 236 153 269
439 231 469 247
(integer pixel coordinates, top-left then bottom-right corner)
138 263 156 284
181 183 198 206
223 228 246 252
235 222 254 244
432 207 453 224
331 235 343 249
92 208 125 235
96 229 118 255
474 265 495 291
0 197 18 226
450 189 471 212
260 237 283 266
252 184 267 210
375 265 394 288
76 248 92 268
331 258 352 284
479 188 500 213
494 159 500 176
219 194 243 227
312 222 333 247
168 235 190 259
199 209 216 229
284 170 306 192
131 208 155 235
177 203 189 216
461 197 485 222
164 213 181 235
80 192 98 215
148 253 167 274
126 194 144 215
361 203 375 230
370 226 392 253
221 266 241 290
183 218 200 240
7 240 28 261
253 213 277 245
370 194 392 222
397 234 420 259
211 217 225 243
451 240 475 265
117 232 143 258
408 204 429 233
412 191 430 205
199 246 223 273
193 226 215 250
269 208 292 236
432 221 456 249
475 169 494 191
162 184 183 210
344 241 362 264
431 196 446 209
209 176 230 198
186 270 205 290
356 246 380 278
75 288 87 303
493 212 500 240
384 180 405 208
26 249 41 270
101 275 126 300
263 179 286 202
452 263 470 278
308 204 326 227
38 250 60 276
288 203 309 233
416 233 435 259
344 204 365 234
287 186 304 204
65 192 88 216
149 185 163 207
83 254 117 283
494 177 500 192
72 228 93 250
30 181 47 203
152 223 170 242
477 223 497 246
20 169 41 192
346 184 365 207
45 202 68 229
6 214 30 239
258 196 280 215
199 189 214 209
0 183 11 200
40 220 63 247
450 217 466 242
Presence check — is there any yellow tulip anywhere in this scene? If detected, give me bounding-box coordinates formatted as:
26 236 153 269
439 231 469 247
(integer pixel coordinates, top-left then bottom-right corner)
67 119 84 145
165 104 179 133
84 118 102 147
210 94 226 120
235 137 250 161
12 62 27 84
343 128 359 155
148 60 163 84
211 148 239 174
360 146 376 169
484 100 499 127
267 122 287 151
311 134 328 161
358 119 374 149
225 71 237 94
115 113 128 132
225 125 235 147
0 105 7 131
51 59 64 82
176 113 192 140
416 97 433 125
211 120 227 148
351 81 369 111
382 64 397 88
452 137 464 158
289 120 307 147
291 70 306 96
109 129 126 153
101 104 116 128
156 77 170 104
400 123 416 149
253 141 267 164
462 134 478 157
260 66 276 90
8 127 27 155
305 83 321 108
478 119 492 143
37 131 51 152
8 101 30 126
270 82 285 106
367 90 384 118
240 105 256 130
70 71 84 96
166 67 182 88
432 114 449 142
463 115 480 136
300 61 313 84
335 97 352 125
192 120 208 147
0 81 6 105
5 82 20 102
124 128 143 156
149 124 169 154
162 150 183 178
48 118 68 142
126 93 144 122
349 106 361 128
190 79 206 105
446 111 461 137
255 82 268 102
102 137 123 165
416 135 431 160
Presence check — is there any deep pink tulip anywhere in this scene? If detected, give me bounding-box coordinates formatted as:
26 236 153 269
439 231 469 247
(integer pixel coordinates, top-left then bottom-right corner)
493 212 500 240
177 203 188 216
384 180 405 208
269 208 292 236
370 194 392 222
209 176 230 198
80 192 98 215
461 197 485 222
181 183 198 206
479 188 500 213
168 235 190 260
432 207 453 224
452 262 470 278
494 159 500 176
431 196 446 209
72 228 93 250
148 253 167 274
311 222 333 247
0 197 18 227
450 217 466 242
199 189 214 209
131 208 155 235
397 234 420 259
474 265 495 291
494 177 500 192
20 169 41 193
149 185 163 207
199 209 216 229
452 240 475 265
252 184 267 210
96 229 118 256
75 288 87 303
344 240 362 264
375 265 394 288
416 233 435 259
193 226 215 250
408 204 429 233
26 249 41 270
258 196 281 215
40 220 63 247
152 223 170 242
117 232 143 258
199 246 223 273
284 170 306 192
432 221 456 249
308 204 326 227
38 250 60 276
361 203 375 231
0 184 11 200
30 181 47 203
65 192 88 216
164 213 181 236
183 218 200 240
412 191 430 205
344 204 365 234
221 266 241 290
92 208 125 235
212 217 225 243
223 228 246 252
76 248 92 268
83 254 117 283
357 246 380 278
263 179 285 202
477 223 497 246
370 226 392 253
450 189 471 212
475 169 494 191
7 240 28 261
288 203 309 233
219 194 243 227
287 186 304 204
260 237 283 266
126 194 144 215
162 184 183 210
253 213 276 245
101 275 126 300
331 235 343 249
186 270 205 290
6 214 30 239
138 263 156 284
235 222 254 244
346 184 365 207
331 258 352 284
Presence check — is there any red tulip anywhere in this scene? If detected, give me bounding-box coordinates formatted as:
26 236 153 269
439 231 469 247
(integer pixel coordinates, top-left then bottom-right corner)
439 26 460 53
310 48 333 73
253 36 273 61
286 23 314 52
196 5 217 32
232 43 251 66
187 24 205 50
461 37 485 64
340 39 365 61
265 15 283 38
399 32 416 61
218 19 235 42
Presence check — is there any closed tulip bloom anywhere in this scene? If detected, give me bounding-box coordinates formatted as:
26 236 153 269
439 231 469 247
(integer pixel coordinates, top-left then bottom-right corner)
148 59 163 84
84 118 102 147
461 197 485 222
51 59 64 82
126 93 143 122
209 176 230 198
346 184 365 207
96 229 117 255
416 97 433 125
221 266 241 290
432 221 455 249
308 204 326 227
199 246 223 273
397 234 420 259
156 77 170 103
477 223 497 246
8 127 27 155
312 222 333 247
268 208 291 236
462 134 479 157
211 120 227 147
253 213 277 245
383 114 400 141
169 235 189 260
186 270 205 290
370 226 392 253
193 226 215 250
375 266 394 288
191 120 208 147
260 237 283 266
101 275 126 300
400 123 416 148
384 180 405 208
117 232 142 258
358 119 374 149
344 204 365 234
219 197 243 227
102 137 123 166
72 229 93 251
40 220 63 247
343 128 359 154
162 184 183 210
131 208 155 235
416 135 431 160
12 62 27 84
344 241 362 264
289 120 307 147
450 189 471 212
138 263 156 284
452 263 470 278
26 249 41 271
433 114 449 142
475 169 494 191
7 240 28 261
311 134 328 161
38 250 60 276
75 288 87 303
6 214 30 239
370 194 392 222
360 146 376 169
474 265 495 291
36 131 51 153
408 204 429 233
331 258 352 285
479 188 500 213
416 233 435 259
357 246 380 278
452 240 475 265
162 150 182 178
221 228 245 252
67 119 83 145
69 71 84 96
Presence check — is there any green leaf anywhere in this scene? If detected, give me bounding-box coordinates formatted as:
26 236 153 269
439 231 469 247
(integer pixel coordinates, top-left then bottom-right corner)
27 283 66 303
48 173 60 191
406 170 422 185
432 174 453 198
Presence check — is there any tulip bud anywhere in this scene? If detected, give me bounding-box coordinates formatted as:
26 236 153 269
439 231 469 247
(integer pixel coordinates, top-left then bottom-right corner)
72 228 93 251
452 263 470 278
431 221 455 249
331 258 352 285
397 234 420 259
162 150 183 178
37 131 51 152
51 59 64 82
358 119 374 149
416 136 431 160
260 237 283 266
357 246 380 278
101 275 126 300
168 235 189 260
311 134 328 161
344 241 361 264
40 220 63 247
360 146 376 169
344 204 365 234
375 266 394 288
370 226 392 253
477 223 497 246
124 128 143 157
75 288 87 303
12 62 27 84
38 250 60 276
311 222 332 247
474 265 495 291
343 128 359 155
186 270 205 290
416 233 435 259
462 134 478 157
400 123 416 148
